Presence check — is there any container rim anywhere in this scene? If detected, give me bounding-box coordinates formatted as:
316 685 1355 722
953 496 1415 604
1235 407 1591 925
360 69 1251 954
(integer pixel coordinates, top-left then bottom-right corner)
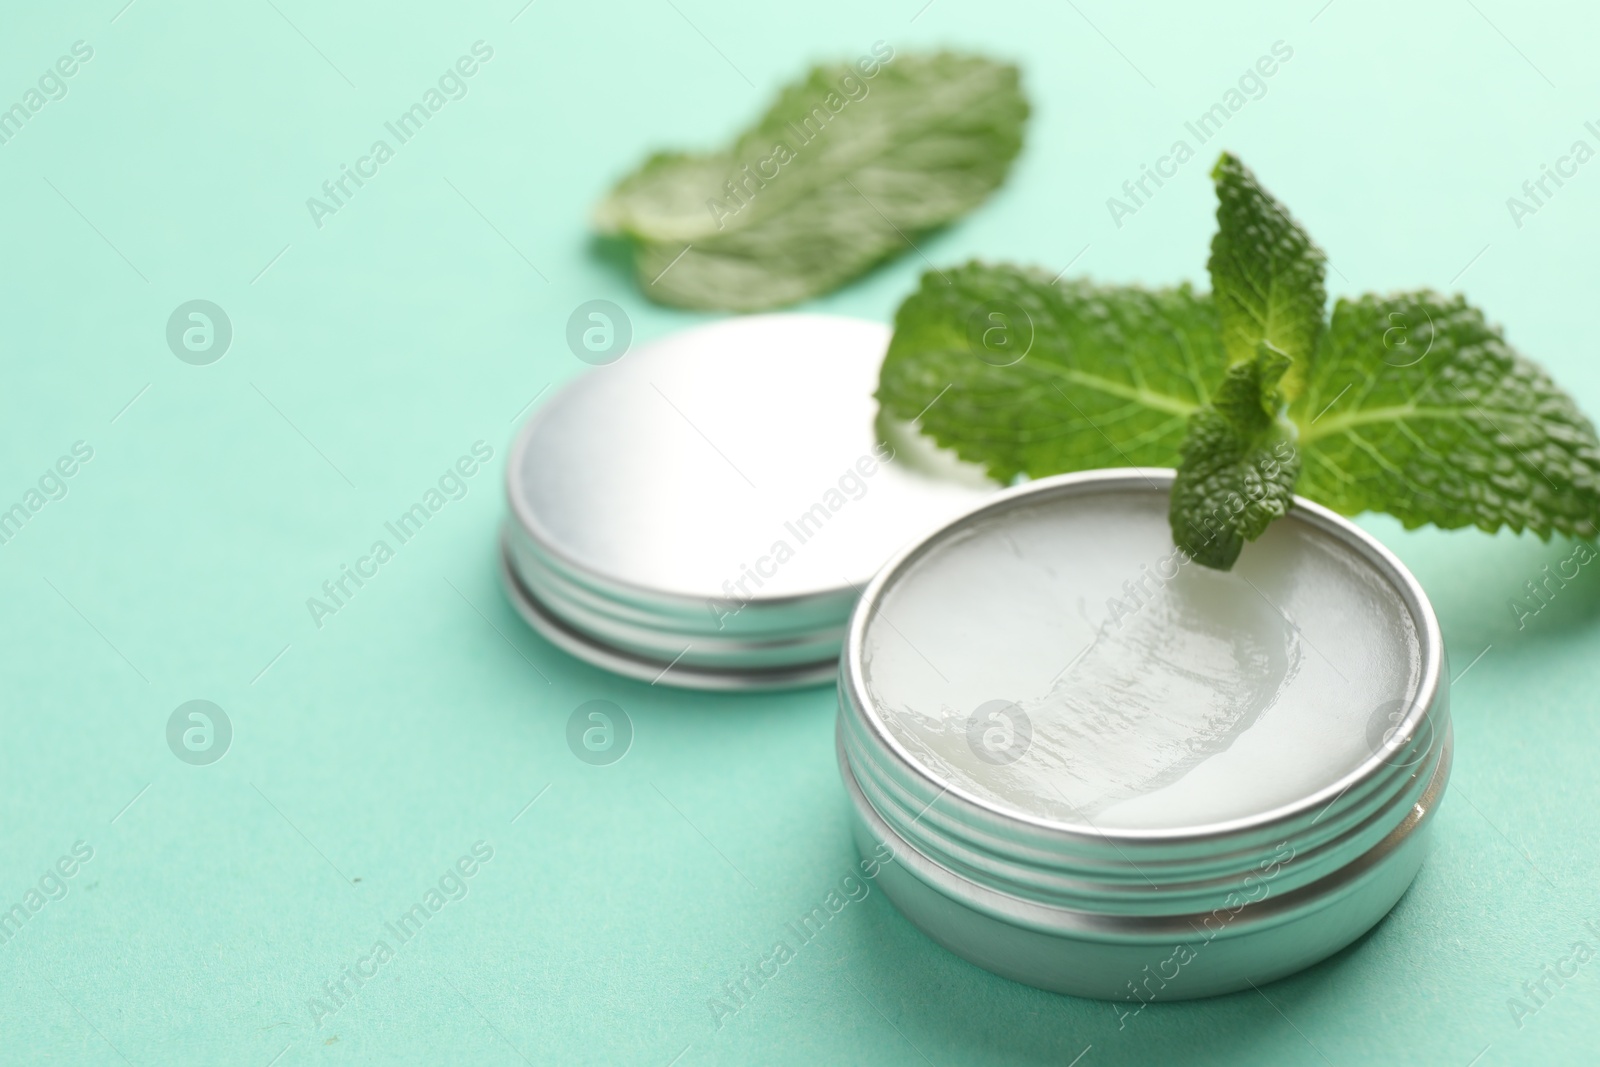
840 467 1446 847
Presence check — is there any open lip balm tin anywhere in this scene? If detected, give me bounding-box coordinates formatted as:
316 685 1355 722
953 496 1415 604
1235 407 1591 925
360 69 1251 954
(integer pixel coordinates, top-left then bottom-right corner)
502 314 989 689
837 468 1450 1000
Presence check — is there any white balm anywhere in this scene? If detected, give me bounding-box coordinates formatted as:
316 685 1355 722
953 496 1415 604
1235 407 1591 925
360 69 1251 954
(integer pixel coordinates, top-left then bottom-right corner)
837 469 1449 1000
862 486 1421 830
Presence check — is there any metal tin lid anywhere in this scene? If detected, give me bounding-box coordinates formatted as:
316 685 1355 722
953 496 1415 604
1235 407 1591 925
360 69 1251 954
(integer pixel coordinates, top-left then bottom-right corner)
836 469 1451 991
503 313 990 688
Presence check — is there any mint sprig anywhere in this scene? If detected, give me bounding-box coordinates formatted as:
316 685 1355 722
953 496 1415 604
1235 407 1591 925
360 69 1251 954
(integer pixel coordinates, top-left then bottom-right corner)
878 152 1600 569
1167 153 1322 567
595 51 1028 312
1169 343 1301 568
1207 154 1326 400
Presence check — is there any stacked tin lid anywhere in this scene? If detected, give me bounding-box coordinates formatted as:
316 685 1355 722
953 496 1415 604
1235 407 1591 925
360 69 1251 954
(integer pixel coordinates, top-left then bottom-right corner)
502 313 991 689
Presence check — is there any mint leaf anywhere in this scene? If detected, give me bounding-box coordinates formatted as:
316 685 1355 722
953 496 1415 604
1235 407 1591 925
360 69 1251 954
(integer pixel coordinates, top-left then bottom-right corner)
1297 291 1600 538
1169 344 1301 569
1170 153 1325 566
595 52 1028 311
874 262 1228 483
1207 152 1326 400
878 154 1600 572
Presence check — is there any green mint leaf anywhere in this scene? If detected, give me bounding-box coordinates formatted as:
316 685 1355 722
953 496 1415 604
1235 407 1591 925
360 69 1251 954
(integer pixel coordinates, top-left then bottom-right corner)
1208 152 1327 400
595 52 1028 311
875 262 1228 484
1296 291 1600 538
1169 343 1302 569
880 154 1600 573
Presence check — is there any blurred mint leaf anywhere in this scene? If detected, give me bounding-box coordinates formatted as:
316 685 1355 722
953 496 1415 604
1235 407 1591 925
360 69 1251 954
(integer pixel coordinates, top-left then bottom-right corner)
1169 343 1301 569
1207 152 1326 401
1296 291 1600 538
595 51 1028 312
874 262 1228 484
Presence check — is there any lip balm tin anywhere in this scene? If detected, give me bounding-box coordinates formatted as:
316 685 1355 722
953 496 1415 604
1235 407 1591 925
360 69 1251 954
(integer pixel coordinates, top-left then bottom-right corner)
502 314 988 689
837 469 1450 999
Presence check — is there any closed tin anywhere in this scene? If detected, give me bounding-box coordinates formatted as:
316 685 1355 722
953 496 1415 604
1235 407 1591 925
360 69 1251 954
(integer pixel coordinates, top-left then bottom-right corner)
837 469 1450 1000
502 314 989 689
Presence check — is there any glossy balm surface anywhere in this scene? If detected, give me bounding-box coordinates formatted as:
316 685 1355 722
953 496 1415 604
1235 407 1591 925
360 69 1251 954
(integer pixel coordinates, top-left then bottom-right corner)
861 489 1421 831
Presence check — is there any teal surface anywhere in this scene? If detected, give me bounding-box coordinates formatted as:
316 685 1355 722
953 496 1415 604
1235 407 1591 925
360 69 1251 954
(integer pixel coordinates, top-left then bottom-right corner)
2 1 1597 1063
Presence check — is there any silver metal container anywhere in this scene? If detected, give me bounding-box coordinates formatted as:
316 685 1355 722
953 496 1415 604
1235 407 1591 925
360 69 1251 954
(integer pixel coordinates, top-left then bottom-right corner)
836 469 1450 1000
502 314 989 689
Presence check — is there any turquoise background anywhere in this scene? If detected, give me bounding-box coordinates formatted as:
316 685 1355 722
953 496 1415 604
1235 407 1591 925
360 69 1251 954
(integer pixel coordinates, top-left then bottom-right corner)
1 0 1597 1063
